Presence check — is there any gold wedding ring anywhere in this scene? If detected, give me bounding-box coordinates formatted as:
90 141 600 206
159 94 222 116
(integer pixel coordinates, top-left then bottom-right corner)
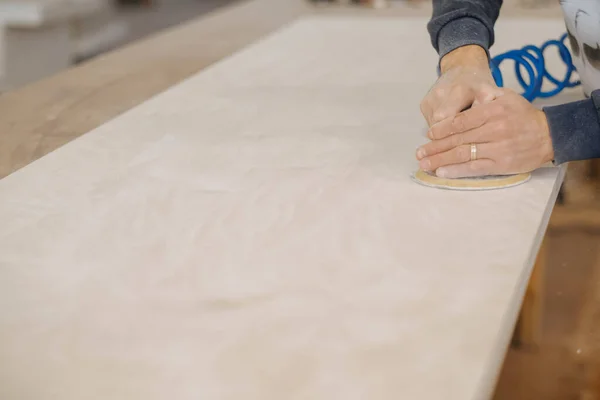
470 143 477 161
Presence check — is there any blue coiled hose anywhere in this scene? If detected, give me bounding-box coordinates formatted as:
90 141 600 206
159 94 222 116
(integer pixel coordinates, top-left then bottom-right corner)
490 33 580 102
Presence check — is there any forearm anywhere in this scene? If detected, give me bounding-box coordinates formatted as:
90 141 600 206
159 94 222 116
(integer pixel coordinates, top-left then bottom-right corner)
544 90 600 164
427 0 503 60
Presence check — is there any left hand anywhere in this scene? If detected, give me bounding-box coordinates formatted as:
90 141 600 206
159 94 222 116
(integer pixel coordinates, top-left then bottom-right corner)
415 89 555 178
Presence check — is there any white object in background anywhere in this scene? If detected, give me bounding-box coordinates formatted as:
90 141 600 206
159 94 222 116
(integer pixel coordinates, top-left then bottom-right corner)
0 21 71 90
0 0 106 28
0 0 117 91
70 5 128 62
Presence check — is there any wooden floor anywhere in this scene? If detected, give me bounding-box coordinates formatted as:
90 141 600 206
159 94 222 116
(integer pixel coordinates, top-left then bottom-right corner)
494 161 600 400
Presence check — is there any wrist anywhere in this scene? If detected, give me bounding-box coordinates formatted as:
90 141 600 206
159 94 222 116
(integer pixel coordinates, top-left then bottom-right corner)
440 45 490 75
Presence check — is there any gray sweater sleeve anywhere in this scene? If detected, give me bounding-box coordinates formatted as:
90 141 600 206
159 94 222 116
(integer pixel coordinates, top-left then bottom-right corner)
427 0 503 59
544 93 600 164
427 0 600 164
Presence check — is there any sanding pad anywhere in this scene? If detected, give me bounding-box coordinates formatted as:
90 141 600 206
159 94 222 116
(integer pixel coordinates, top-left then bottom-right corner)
411 169 531 191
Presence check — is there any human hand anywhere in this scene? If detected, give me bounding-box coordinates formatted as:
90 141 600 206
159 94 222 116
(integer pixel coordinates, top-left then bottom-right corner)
415 89 554 178
420 45 503 127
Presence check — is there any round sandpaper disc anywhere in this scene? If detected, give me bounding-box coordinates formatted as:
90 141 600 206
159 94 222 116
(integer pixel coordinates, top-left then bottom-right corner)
411 169 531 191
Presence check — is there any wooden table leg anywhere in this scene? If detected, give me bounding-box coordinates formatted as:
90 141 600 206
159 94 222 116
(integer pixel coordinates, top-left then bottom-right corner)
512 239 547 349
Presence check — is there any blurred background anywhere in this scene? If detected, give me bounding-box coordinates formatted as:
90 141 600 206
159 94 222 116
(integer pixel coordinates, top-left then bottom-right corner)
1 0 598 399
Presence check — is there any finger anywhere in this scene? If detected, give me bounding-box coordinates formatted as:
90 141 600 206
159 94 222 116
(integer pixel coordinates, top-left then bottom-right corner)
435 159 497 178
419 143 494 172
427 85 473 126
428 104 491 140
416 125 491 160
431 83 502 125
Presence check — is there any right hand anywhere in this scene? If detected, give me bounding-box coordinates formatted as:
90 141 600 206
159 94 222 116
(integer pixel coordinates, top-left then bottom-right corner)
420 45 503 127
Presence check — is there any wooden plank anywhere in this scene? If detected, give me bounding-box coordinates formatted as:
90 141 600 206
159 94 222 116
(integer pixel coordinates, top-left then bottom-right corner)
0 17 567 400
0 0 308 179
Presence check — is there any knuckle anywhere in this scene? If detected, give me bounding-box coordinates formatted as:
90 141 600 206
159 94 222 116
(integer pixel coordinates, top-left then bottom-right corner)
452 114 466 131
433 86 446 98
428 127 437 139
478 85 497 101
432 110 448 122
452 84 468 98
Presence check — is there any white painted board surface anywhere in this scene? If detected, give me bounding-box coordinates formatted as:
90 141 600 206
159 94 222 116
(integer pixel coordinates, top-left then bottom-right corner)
0 17 569 400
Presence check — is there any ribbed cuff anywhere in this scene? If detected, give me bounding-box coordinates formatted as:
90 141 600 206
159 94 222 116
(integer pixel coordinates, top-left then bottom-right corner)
543 97 600 165
437 17 491 60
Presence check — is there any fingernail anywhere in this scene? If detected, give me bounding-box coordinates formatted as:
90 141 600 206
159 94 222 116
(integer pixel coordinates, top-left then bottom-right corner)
436 168 447 178
416 148 426 159
420 159 431 170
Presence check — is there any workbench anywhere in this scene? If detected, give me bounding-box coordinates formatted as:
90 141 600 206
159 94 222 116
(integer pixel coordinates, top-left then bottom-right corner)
0 8 574 400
